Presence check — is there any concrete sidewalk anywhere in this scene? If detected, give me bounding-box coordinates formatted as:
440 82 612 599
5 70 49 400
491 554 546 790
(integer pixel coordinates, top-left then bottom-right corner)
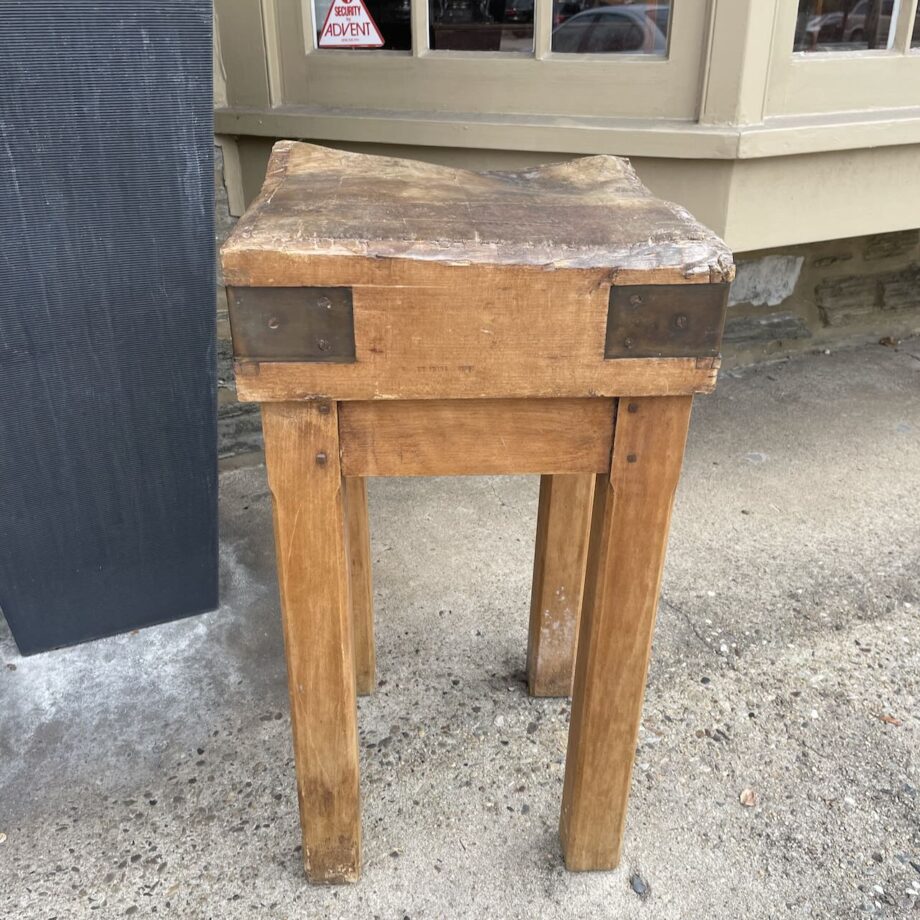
1 342 919 919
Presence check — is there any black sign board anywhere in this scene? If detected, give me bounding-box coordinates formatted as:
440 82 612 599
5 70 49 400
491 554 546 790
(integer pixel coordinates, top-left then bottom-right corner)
0 2 217 653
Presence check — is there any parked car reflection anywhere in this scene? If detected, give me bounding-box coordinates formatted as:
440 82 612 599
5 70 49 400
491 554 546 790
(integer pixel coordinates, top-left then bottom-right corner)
552 2 669 54
794 0 905 52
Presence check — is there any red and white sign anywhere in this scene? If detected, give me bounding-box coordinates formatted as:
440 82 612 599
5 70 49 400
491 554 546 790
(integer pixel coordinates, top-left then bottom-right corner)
318 0 384 48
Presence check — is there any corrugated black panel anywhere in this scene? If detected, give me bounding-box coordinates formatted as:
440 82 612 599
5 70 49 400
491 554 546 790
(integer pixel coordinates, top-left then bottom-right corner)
0 1 217 654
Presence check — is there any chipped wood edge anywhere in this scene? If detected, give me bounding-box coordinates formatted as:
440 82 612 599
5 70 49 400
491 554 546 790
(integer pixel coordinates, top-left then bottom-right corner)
232 356 722 402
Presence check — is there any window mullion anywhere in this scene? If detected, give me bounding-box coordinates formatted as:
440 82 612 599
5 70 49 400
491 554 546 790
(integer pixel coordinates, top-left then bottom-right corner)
893 0 920 50
411 0 429 55
534 0 552 58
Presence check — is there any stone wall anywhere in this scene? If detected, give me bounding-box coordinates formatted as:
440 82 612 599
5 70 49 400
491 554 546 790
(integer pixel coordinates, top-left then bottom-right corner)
725 231 920 366
213 147 920 459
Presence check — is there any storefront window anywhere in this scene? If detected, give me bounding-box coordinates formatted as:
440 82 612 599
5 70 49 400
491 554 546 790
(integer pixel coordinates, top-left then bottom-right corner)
429 0 534 52
793 0 897 52
551 0 670 55
312 0 676 54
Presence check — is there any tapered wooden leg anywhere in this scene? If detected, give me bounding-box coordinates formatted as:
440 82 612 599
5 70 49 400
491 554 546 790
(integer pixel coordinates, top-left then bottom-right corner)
262 401 361 884
344 477 375 695
560 396 693 870
527 474 595 697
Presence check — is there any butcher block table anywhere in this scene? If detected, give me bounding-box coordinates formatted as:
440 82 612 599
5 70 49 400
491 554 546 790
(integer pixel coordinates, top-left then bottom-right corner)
221 141 734 883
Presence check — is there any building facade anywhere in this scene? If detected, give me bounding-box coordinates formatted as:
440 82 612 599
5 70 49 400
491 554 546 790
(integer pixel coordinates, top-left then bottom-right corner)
213 0 920 457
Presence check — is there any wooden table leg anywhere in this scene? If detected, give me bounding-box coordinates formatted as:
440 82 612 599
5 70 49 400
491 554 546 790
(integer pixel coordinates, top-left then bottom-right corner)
560 395 693 870
262 401 362 884
527 474 594 697
344 476 375 695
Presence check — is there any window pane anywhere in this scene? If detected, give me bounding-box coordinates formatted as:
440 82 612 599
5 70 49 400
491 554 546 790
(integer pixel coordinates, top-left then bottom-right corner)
551 0 670 55
913 4 920 47
316 0 412 50
429 0 534 52
793 0 897 52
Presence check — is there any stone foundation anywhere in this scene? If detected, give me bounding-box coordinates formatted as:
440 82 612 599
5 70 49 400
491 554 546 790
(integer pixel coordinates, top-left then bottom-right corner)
725 231 920 366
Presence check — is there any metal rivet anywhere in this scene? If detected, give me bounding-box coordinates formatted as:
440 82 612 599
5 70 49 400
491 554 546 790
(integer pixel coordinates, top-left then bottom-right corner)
674 314 689 329
267 316 280 330
623 337 634 349
317 402 330 415
627 403 639 413
627 453 638 463
315 451 327 466
317 338 332 352
629 294 643 307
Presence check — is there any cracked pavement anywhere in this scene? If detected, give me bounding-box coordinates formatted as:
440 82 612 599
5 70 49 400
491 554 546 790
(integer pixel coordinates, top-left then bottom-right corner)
1 341 919 918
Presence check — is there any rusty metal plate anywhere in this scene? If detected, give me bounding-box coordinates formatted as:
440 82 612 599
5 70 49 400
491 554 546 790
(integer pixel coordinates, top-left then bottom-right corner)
605 283 729 359
228 286 355 362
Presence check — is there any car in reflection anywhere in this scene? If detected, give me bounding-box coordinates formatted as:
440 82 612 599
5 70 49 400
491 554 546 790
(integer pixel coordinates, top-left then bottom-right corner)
552 3 668 53
799 0 896 49
843 0 894 42
800 11 846 45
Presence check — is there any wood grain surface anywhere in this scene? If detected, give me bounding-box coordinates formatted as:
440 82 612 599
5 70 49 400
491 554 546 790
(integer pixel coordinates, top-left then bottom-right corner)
223 142 732 403
235 354 719 403
222 141 733 279
344 476 375 696
527 473 596 698
262 401 362 883
560 395 693 870
338 398 615 477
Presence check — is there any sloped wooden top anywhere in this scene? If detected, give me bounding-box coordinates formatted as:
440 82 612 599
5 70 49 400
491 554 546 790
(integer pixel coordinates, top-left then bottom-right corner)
222 141 733 281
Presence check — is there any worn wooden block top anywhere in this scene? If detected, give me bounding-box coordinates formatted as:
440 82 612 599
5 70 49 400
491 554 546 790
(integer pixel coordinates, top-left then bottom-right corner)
222 141 733 282
222 142 734 402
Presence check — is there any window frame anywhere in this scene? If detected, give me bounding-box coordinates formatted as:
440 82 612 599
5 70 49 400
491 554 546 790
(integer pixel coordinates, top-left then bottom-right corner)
268 0 707 121
766 0 920 116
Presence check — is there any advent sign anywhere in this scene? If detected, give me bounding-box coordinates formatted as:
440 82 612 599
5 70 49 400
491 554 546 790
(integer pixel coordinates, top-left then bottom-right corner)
319 0 384 48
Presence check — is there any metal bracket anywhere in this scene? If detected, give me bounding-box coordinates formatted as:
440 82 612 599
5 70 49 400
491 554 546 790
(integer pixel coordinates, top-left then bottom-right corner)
605 282 729 359
228 286 356 362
